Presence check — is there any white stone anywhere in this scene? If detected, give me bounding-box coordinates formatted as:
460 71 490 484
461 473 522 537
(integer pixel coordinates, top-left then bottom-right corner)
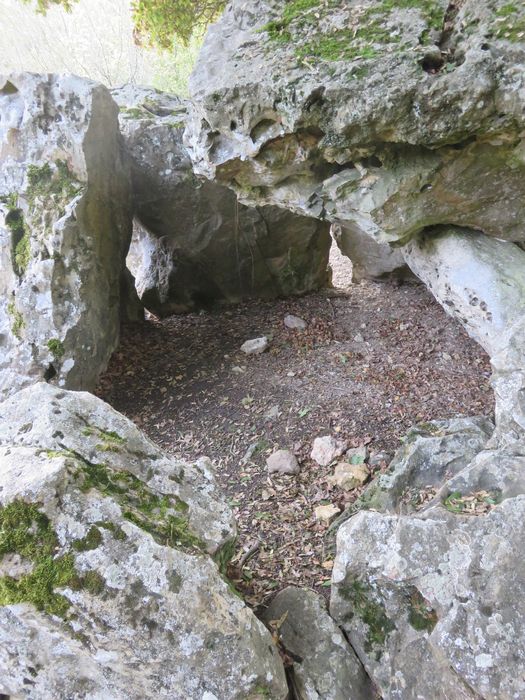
241 337 269 354
266 449 300 475
284 314 307 330
311 436 348 467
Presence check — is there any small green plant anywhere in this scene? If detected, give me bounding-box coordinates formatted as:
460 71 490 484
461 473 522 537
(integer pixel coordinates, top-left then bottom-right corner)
7 301 25 339
47 338 65 360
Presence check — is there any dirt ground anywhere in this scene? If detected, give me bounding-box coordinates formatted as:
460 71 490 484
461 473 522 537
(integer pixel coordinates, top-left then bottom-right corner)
97 253 494 606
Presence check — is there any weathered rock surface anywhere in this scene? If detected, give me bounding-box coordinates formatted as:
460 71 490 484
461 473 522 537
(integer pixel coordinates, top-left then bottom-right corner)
241 336 268 355
404 228 525 440
330 227 525 698
0 383 287 699
331 499 525 700
187 0 525 248
262 587 373 699
0 73 132 401
266 449 300 475
311 436 348 467
363 416 493 513
113 85 330 315
332 224 413 282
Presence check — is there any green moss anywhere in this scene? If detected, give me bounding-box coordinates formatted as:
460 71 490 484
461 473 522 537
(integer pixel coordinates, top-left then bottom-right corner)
213 537 236 576
494 3 525 42
47 338 65 360
262 0 445 62
2 193 31 276
72 526 103 552
7 301 25 339
0 500 77 616
26 160 83 220
73 456 204 551
82 426 126 453
407 587 438 632
95 521 128 541
82 570 105 595
341 579 395 658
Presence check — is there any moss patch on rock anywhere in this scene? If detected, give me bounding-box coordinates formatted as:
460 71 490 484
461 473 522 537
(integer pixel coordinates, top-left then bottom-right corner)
340 578 395 658
0 500 78 617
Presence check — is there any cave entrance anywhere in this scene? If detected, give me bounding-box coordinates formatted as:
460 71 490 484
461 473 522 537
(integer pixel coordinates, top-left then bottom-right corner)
101 244 493 605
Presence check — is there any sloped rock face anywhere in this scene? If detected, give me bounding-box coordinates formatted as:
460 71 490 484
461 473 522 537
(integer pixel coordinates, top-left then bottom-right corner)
187 0 525 245
331 500 525 700
361 416 494 513
0 383 288 699
113 85 330 315
262 586 373 699
0 73 132 401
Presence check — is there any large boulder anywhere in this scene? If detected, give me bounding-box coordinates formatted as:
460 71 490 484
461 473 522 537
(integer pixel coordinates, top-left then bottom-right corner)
0 383 288 699
113 85 330 315
330 498 525 700
186 0 525 246
262 586 373 699
0 73 132 401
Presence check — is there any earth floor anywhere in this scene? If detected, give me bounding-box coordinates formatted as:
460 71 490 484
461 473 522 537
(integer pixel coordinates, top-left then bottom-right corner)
97 252 494 607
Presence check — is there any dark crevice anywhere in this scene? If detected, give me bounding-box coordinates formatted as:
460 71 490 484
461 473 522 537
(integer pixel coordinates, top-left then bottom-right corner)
421 2 463 74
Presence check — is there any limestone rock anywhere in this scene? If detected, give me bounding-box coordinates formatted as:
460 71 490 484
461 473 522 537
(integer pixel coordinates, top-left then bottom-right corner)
241 336 268 354
284 314 307 330
311 436 348 467
314 504 340 523
403 228 525 440
328 462 369 491
345 446 368 465
364 416 493 513
113 85 331 315
0 73 132 401
0 383 288 699
187 0 525 248
262 587 373 700
332 223 414 283
331 499 525 700
266 449 300 475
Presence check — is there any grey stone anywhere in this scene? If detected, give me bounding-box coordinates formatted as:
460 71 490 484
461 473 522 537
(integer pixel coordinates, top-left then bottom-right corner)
113 85 331 315
262 587 373 700
241 336 268 354
0 383 288 700
331 499 525 700
187 1 525 247
266 449 300 475
284 314 307 330
311 436 348 467
364 417 494 513
0 73 132 401
332 223 414 283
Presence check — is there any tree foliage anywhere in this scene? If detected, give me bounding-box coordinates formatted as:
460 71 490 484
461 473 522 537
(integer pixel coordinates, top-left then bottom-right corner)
20 0 226 47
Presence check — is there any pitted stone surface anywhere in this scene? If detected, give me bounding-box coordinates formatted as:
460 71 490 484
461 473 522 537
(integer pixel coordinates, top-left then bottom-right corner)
0 72 132 401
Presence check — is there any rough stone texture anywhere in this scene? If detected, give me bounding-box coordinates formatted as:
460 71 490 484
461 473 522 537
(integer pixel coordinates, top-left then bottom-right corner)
0 73 132 401
113 85 331 315
266 449 300 475
284 313 307 330
241 336 269 354
311 436 348 467
363 416 494 513
328 462 369 492
262 587 373 699
331 500 525 700
403 228 525 440
0 383 288 699
187 0 525 248
332 224 413 282
330 228 525 698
